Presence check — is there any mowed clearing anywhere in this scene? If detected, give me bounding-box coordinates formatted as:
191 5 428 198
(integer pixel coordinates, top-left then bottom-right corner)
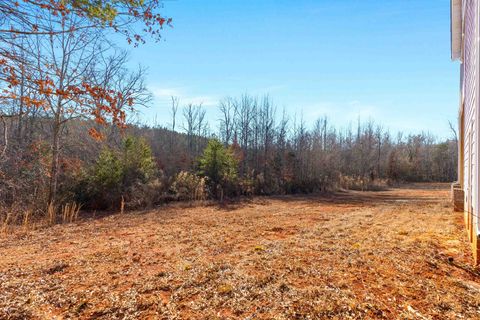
1 184 480 319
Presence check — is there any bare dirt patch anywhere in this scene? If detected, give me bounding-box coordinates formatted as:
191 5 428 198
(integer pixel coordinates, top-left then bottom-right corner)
1 183 479 319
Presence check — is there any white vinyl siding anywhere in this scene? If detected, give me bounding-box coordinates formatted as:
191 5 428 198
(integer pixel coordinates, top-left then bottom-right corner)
463 0 479 236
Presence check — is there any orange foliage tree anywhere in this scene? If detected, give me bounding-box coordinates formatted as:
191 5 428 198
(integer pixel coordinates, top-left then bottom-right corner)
0 0 167 203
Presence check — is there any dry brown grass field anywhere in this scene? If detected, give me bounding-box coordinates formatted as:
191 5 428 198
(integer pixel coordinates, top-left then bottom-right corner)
1 184 479 319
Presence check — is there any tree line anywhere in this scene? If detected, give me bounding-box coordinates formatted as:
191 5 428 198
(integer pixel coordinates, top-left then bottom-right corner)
1 92 457 224
0 1 457 226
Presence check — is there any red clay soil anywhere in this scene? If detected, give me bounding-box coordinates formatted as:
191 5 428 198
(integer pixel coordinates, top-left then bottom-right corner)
1 183 480 319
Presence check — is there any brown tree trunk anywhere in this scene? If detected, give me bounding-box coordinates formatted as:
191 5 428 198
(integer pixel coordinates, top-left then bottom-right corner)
48 112 61 205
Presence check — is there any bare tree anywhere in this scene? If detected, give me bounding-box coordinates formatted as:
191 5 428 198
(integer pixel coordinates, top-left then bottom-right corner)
22 14 150 204
171 96 179 133
196 104 207 153
219 97 235 146
448 120 458 144
259 95 275 177
0 114 7 160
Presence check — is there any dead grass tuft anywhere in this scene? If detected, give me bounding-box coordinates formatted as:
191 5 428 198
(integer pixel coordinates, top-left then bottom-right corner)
61 202 81 224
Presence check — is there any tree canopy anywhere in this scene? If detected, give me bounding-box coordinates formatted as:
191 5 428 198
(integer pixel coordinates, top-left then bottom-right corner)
0 0 170 130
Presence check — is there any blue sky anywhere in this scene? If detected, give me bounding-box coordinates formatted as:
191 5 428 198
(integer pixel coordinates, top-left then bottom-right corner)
126 0 459 139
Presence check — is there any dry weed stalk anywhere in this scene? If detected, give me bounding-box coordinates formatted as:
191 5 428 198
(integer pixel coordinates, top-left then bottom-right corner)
22 210 32 232
47 202 56 225
194 177 207 201
1 212 12 234
61 202 81 223
1 211 22 235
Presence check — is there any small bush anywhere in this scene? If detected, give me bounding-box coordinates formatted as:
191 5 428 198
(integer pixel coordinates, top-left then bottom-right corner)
338 174 389 191
170 171 207 201
125 178 166 209
74 136 159 209
239 178 255 196
198 139 238 199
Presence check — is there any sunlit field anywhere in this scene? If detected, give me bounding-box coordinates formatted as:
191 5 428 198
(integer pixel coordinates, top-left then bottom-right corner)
1 184 478 319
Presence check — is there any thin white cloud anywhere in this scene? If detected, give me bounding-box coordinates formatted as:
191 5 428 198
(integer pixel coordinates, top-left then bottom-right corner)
150 87 182 98
303 100 380 126
347 100 377 120
304 101 337 119
149 84 219 108
185 95 218 107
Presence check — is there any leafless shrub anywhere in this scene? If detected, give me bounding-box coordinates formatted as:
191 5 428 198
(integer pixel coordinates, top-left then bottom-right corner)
125 178 167 209
339 174 389 191
171 171 207 201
